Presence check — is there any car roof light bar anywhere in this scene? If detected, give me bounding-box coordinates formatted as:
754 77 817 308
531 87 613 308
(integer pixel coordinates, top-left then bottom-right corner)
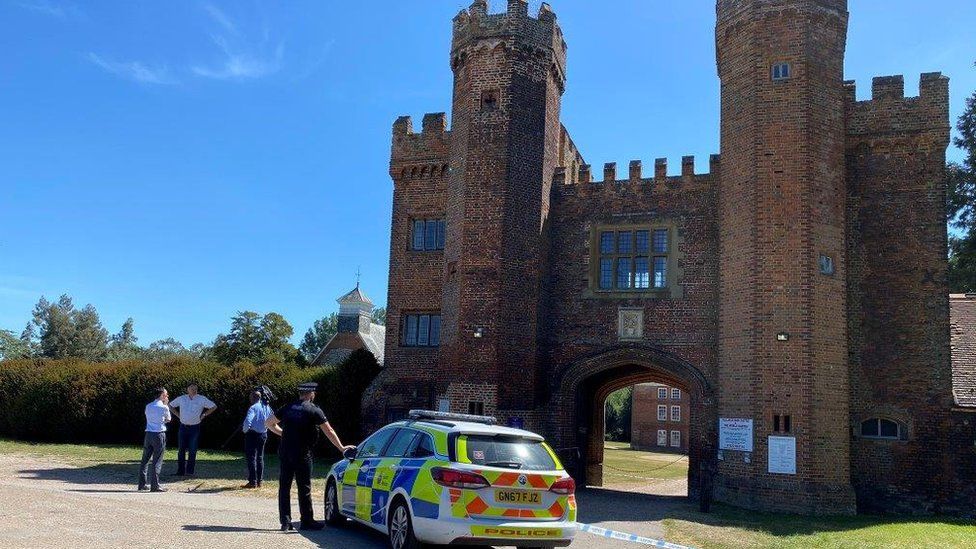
408 409 498 426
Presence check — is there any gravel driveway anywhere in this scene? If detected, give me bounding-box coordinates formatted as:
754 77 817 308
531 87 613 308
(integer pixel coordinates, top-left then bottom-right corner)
0 454 690 548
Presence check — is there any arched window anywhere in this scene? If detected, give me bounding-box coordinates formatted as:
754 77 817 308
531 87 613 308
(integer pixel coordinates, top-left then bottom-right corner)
860 418 906 440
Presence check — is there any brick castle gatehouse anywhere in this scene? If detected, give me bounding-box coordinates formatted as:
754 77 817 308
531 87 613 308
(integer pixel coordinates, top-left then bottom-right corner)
362 0 975 515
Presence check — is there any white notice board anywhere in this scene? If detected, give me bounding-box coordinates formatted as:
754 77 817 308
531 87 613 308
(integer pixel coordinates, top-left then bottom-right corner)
719 418 754 452
768 436 796 475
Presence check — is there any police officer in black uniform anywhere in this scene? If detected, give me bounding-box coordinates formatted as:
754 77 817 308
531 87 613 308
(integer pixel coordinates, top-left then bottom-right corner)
266 382 353 531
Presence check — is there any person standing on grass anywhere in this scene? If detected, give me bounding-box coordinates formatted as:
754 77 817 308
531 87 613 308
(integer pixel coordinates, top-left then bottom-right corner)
241 389 272 489
169 383 217 477
138 387 171 492
266 382 354 531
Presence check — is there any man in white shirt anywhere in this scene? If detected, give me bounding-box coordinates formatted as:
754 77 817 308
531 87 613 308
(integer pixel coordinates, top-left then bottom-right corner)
169 383 217 476
139 387 171 492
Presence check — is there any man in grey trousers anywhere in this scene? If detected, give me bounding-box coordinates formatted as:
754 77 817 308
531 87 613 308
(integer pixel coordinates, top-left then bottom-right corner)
138 387 171 492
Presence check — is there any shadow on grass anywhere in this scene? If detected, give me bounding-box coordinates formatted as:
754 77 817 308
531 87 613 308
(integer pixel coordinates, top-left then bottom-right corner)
15 449 335 489
577 486 976 539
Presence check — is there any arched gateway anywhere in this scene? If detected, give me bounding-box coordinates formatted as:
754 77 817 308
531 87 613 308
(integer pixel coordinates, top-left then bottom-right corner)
365 0 968 516
545 348 716 496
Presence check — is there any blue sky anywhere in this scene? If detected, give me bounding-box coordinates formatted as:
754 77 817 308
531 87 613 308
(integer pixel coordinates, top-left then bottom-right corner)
1 0 974 346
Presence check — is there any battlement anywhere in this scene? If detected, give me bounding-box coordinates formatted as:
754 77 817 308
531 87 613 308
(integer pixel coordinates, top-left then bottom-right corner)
717 0 847 15
391 113 451 178
452 1 566 75
845 73 950 141
554 155 720 187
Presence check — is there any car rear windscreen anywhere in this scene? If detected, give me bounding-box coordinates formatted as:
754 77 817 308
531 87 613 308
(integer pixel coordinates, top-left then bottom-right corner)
459 435 557 471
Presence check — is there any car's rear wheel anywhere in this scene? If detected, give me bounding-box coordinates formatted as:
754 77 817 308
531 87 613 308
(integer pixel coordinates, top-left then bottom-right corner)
388 499 421 549
324 480 343 526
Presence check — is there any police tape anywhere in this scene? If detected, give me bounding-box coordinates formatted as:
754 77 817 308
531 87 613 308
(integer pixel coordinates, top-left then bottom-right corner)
576 522 696 548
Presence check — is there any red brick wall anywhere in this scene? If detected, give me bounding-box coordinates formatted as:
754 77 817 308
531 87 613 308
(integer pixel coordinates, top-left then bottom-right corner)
845 74 954 513
715 0 856 514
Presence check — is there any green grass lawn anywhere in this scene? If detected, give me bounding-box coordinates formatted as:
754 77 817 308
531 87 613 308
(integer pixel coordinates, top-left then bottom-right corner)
603 441 689 485
600 442 974 548
0 438 336 498
662 504 976 549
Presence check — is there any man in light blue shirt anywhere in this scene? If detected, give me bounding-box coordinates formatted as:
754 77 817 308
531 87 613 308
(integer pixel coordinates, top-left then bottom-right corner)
242 389 272 488
138 387 171 492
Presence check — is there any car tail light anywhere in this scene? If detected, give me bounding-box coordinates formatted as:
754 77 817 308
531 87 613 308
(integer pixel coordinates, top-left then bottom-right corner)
431 467 491 490
550 477 576 495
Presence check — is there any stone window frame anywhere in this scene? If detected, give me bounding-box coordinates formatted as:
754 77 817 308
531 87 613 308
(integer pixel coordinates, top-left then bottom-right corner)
657 387 668 400
657 404 667 422
401 312 442 348
410 218 446 252
590 222 676 297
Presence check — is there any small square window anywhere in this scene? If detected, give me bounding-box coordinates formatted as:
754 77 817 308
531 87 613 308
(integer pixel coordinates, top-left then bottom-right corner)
481 89 499 110
468 401 485 416
772 62 791 81
657 387 668 400
671 388 680 400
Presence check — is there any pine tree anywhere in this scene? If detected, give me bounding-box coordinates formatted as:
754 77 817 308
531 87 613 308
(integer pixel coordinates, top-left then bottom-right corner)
948 63 976 292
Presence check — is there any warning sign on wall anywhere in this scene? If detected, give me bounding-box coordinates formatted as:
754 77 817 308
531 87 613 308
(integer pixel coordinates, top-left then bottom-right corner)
768 436 797 475
719 418 754 452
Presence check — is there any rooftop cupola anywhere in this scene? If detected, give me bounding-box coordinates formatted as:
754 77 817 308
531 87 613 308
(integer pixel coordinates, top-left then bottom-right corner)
337 284 374 317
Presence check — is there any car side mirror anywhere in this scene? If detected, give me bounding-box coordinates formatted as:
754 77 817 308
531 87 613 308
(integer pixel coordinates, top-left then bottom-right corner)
343 446 358 461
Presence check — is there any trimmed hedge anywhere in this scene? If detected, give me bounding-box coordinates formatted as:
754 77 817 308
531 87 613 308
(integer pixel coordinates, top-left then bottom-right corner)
0 349 380 456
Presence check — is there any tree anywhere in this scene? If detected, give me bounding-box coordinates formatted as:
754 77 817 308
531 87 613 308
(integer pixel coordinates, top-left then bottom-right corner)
19 323 36 359
29 295 109 360
604 386 633 442
72 304 109 361
0 329 31 361
32 295 75 359
948 64 976 292
107 318 140 361
299 313 339 362
209 311 301 365
145 338 187 360
371 306 386 326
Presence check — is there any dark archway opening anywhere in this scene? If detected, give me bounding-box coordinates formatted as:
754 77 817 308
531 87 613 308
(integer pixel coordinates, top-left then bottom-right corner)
549 348 716 503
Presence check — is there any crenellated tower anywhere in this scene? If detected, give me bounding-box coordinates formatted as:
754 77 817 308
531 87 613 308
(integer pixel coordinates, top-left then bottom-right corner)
716 0 856 513
441 0 567 411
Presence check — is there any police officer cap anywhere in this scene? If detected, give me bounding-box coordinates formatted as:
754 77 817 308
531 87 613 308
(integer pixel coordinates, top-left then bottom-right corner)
298 382 318 392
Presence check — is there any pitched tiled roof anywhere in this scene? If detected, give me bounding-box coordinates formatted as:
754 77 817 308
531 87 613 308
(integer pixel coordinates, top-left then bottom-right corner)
951 294 976 408
337 286 373 306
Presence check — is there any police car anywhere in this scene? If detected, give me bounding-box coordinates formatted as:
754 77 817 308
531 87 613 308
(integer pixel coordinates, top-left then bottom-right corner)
323 410 578 548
